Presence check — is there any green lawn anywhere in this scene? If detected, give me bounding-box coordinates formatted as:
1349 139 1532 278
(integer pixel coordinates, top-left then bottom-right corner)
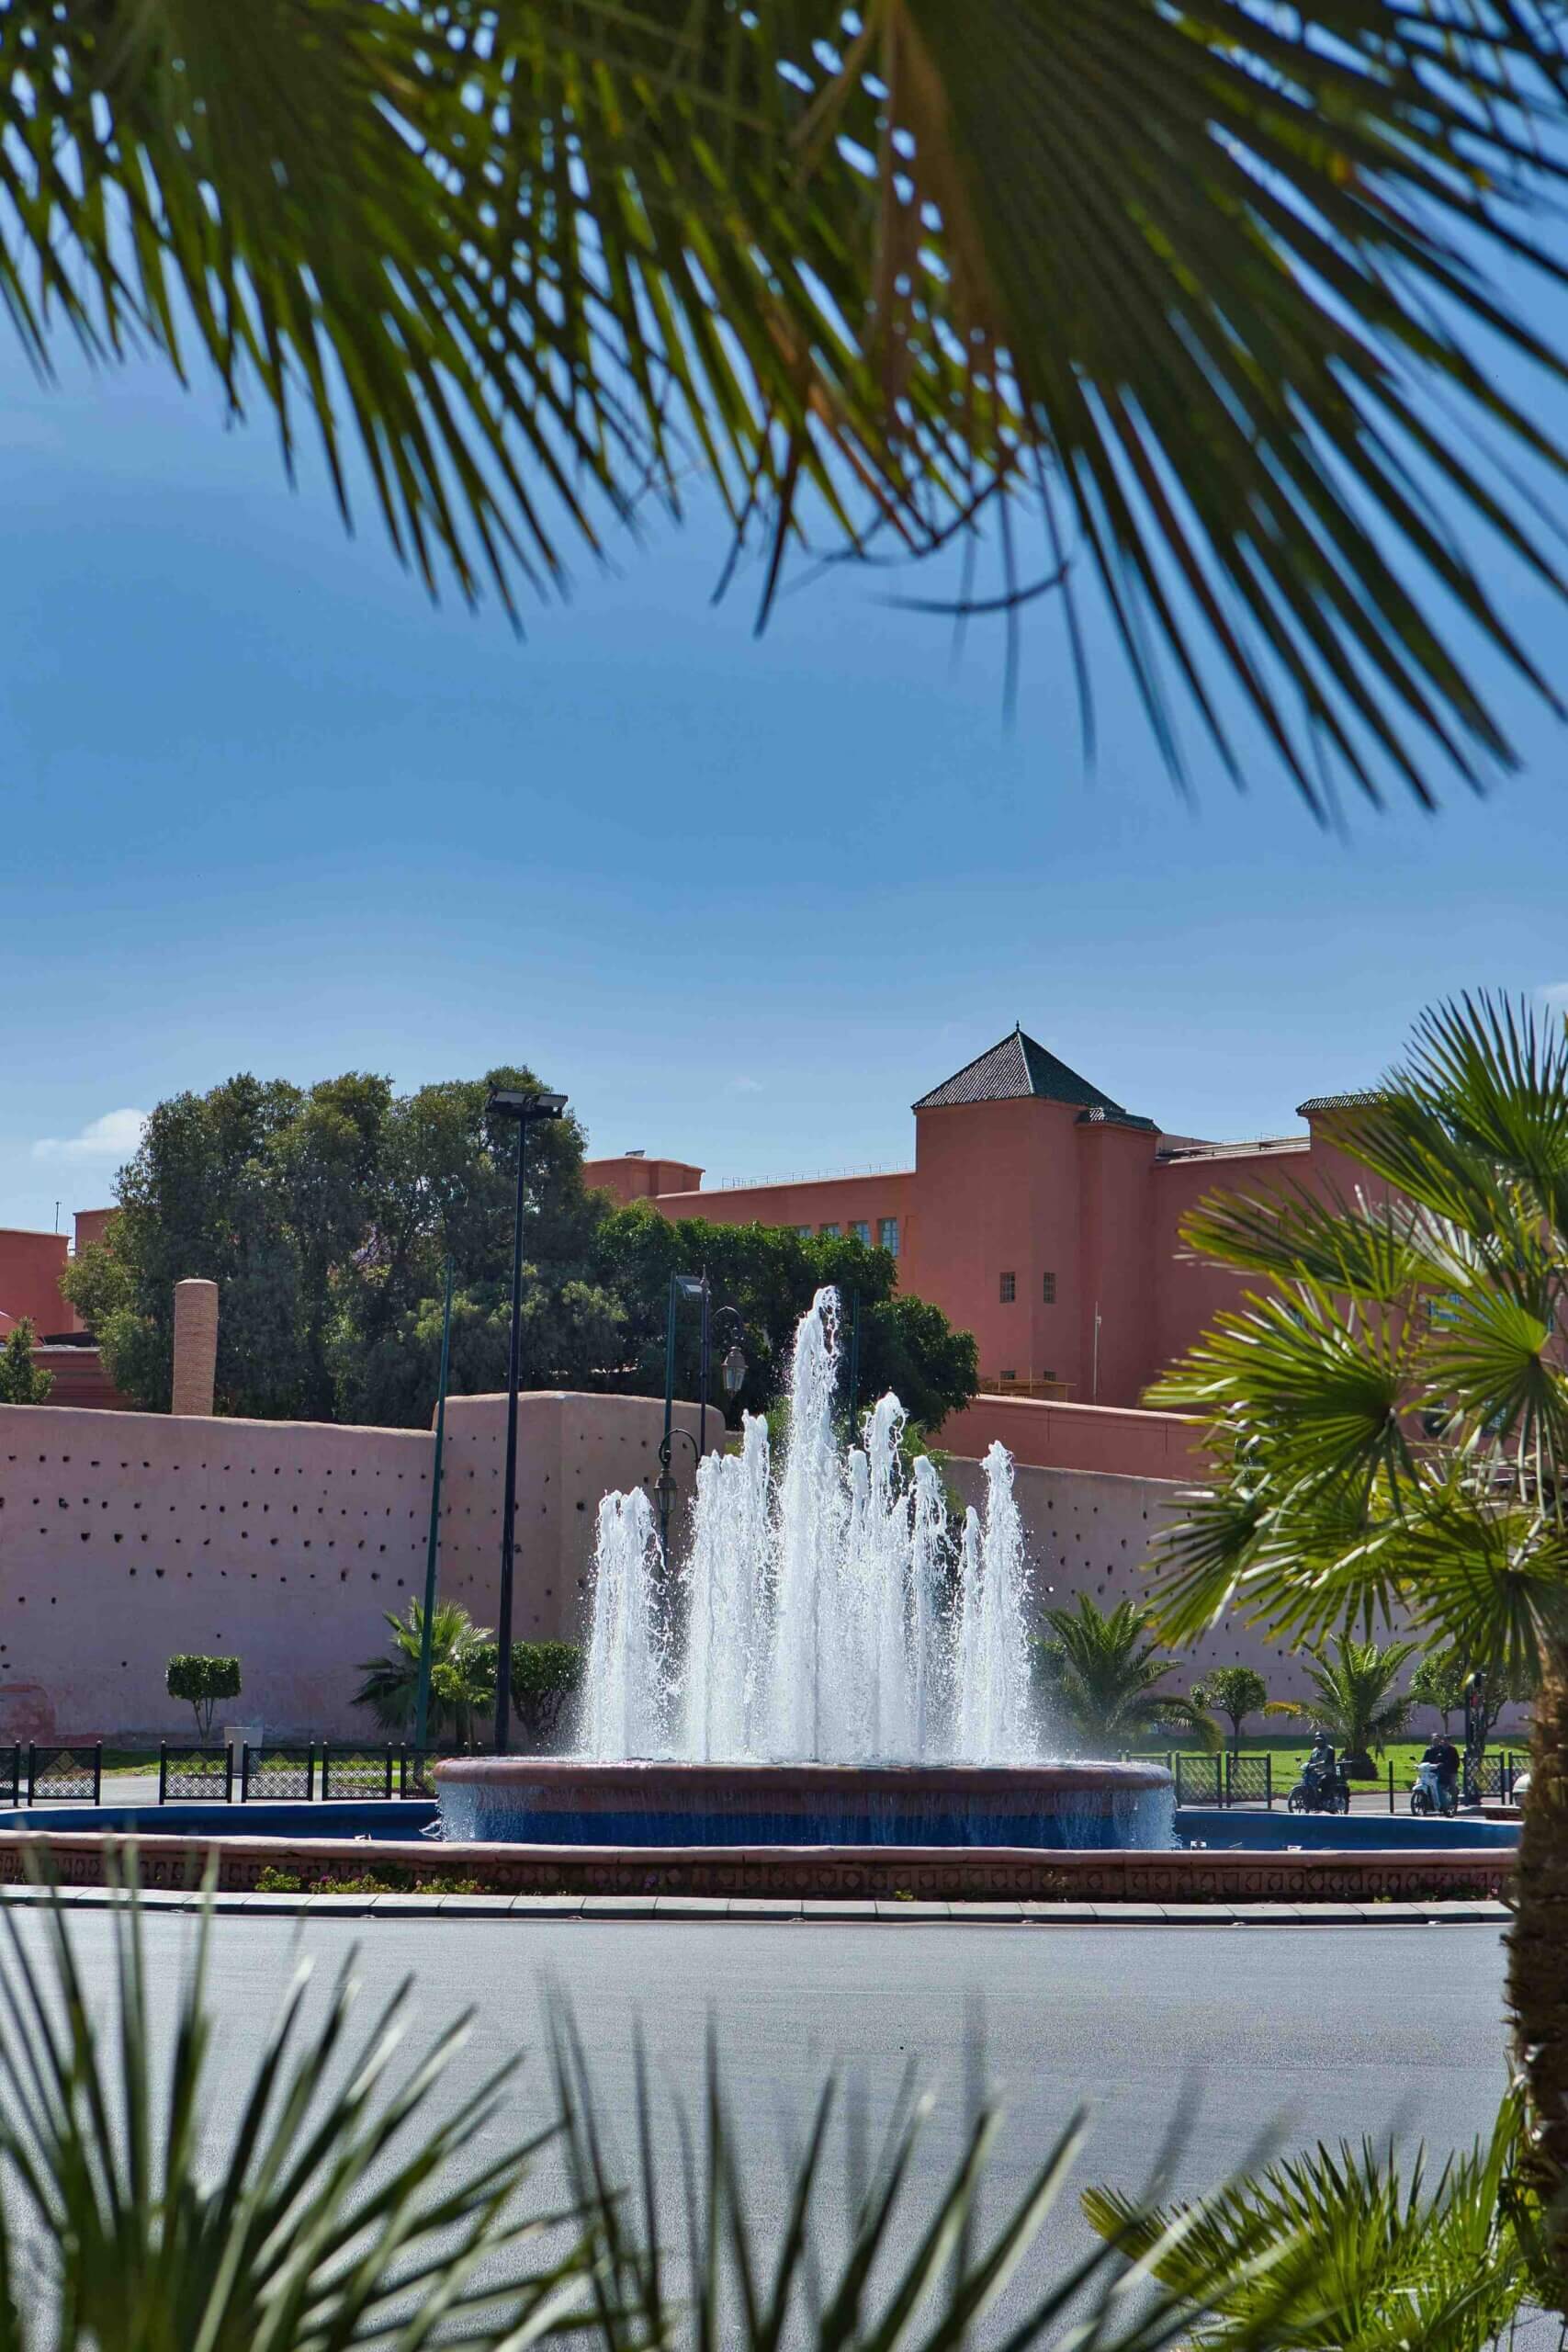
1126 1731 1530 1791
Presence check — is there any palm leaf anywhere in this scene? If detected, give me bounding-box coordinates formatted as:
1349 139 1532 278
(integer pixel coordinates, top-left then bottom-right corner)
6 3 1568 801
1081 2087 1534 2351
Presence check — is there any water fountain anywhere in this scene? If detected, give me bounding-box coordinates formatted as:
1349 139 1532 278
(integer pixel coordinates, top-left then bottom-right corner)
438 1290 1173 1850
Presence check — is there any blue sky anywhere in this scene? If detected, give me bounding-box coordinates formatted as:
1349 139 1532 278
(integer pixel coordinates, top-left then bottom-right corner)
2 329 1566 1235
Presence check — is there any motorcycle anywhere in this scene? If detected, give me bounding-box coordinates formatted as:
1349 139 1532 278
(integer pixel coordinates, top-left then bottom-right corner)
1410 1759 1459 1816
1286 1759 1350 1815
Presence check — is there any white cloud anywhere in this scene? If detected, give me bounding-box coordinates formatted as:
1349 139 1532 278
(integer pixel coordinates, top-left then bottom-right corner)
727 1076 764 1094
1541 982 1568 1010
33 1108 148 1163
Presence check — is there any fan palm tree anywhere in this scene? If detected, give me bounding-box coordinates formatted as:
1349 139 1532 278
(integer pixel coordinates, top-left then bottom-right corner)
1148 992 1568 2283
12 2 1568 810
354 1597 494 1747
1034 1594 1220 1756
1267 1634 1417 1773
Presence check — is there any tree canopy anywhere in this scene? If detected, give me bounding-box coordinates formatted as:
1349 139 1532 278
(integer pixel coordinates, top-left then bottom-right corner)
0 1319 52 1407
62 1069 976 1433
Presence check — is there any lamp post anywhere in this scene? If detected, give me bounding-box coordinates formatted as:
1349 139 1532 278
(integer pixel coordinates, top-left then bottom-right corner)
412 1252 456 1759
487 1086 567 1755
657 1272 748 1557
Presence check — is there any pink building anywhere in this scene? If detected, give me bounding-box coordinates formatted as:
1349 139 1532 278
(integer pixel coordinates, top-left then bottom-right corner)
0 1209 130 1407
585 1024 1373 1442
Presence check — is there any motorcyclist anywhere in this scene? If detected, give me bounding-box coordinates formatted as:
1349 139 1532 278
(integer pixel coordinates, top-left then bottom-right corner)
1305 1729 1337 1792
1422 1733 1461 1807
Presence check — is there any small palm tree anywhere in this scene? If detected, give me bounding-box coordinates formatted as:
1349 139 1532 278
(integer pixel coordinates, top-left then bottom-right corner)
354 1598 493 1749
1033 1596 1219 1757
1268 1635 1416 1775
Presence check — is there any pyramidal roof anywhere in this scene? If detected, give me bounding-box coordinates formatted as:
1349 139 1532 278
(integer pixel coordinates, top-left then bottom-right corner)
913 1026 1154 1127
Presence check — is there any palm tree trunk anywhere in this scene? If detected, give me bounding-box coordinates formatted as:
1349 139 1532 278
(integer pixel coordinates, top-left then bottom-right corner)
1508 1638 1568 2290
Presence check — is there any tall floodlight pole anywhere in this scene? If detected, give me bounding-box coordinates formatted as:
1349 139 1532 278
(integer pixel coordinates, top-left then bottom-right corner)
659 1271 706 1558
412 1252 456 1758
487 1087 568 1754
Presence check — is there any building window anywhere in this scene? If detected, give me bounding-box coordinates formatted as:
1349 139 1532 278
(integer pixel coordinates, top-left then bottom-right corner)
849 1220 871 1246
877 1216 900 1257
1042 1270 1056 1305
998 1369 1017 1383
819 1223 840 1238
794 1225 812 1239
999 1271 1016 1304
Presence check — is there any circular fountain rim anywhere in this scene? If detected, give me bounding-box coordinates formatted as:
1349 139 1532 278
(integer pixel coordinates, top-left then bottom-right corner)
436 1758 1172 1793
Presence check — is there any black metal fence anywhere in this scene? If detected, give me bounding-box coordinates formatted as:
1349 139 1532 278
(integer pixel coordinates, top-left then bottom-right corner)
0 1739 460 1808
158 1746 233 1802
27 1745 102 1804
241 1746 317 1802
1168 1751 1274 1808
1224 1752 1273 1808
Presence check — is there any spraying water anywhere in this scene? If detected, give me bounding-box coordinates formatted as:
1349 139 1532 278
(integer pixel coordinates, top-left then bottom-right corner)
581 1288 1041 1765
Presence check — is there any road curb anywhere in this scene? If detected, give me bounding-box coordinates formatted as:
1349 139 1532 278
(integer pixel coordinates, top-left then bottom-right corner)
0 1886 1512 1928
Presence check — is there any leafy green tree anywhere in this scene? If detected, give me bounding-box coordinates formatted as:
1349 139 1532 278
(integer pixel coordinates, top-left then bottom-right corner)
1189 1665 1269 1753
1147 993 1568 2260
1268 1635 1417 1773
11 6 1568 812
508 1641 585 1751
586 1204 978 1431
164 1655 242 1740
1032 1596 1219 1757
0 1318 52 1406
62 1066 615 1425
1409 1646 1470 1736
354 1600 494 1749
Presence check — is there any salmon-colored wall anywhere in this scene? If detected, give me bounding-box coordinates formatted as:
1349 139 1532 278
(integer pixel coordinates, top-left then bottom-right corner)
0 1389 714 1741
0 1229 69 1334
649 1170 918 1252
585 1156 705 1206
906 1100 1082 1389
934 1396 1206 1480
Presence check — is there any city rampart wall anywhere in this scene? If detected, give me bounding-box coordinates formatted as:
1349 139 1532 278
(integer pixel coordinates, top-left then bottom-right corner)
0 1391 708 1742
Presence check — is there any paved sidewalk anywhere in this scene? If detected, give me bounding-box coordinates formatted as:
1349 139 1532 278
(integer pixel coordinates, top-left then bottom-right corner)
0 1883 1511 1927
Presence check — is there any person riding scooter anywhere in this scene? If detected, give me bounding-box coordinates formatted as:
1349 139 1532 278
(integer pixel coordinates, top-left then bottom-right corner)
1421 1733 1461 1809
1287 1730 1349 1815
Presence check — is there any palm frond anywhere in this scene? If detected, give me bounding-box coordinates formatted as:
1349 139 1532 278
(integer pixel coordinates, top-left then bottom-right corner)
1082 2086 1534 2352
0 1858 603 2352
6 4 1568 801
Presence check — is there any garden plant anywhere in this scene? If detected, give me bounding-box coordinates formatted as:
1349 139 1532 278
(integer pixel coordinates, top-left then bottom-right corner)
1032 1595 1219 1757
1263 1634 1417 1777
164 1655 242 1742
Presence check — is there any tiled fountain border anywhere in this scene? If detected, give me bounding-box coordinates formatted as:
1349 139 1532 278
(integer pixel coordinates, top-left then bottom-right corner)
0 1827 1515 1905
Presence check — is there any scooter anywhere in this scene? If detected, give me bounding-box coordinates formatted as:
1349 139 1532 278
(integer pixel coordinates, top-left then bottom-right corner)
1286 1759 1350 1815
1410 1759 1459 1816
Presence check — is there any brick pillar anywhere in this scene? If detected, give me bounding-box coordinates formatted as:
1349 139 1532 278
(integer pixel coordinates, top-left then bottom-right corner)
171 1278 219 1417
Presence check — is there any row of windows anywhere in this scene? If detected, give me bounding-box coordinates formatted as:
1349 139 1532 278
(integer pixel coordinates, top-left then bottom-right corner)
793 1216 900 1257
999 1270 1056 1305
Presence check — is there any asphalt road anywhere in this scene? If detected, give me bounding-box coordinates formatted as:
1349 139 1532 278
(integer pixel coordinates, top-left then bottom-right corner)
3 1909 1521 2339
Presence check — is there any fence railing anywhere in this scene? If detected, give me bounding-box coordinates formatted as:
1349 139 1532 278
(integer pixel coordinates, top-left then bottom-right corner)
0 1741 472 1809
241 1745 317 1802
27 1745 102 1804
158 1746 233 1803
1165 1751 1274 1809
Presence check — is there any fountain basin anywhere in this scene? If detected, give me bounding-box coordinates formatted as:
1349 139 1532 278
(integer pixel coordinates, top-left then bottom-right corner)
434 1758 1175 1849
